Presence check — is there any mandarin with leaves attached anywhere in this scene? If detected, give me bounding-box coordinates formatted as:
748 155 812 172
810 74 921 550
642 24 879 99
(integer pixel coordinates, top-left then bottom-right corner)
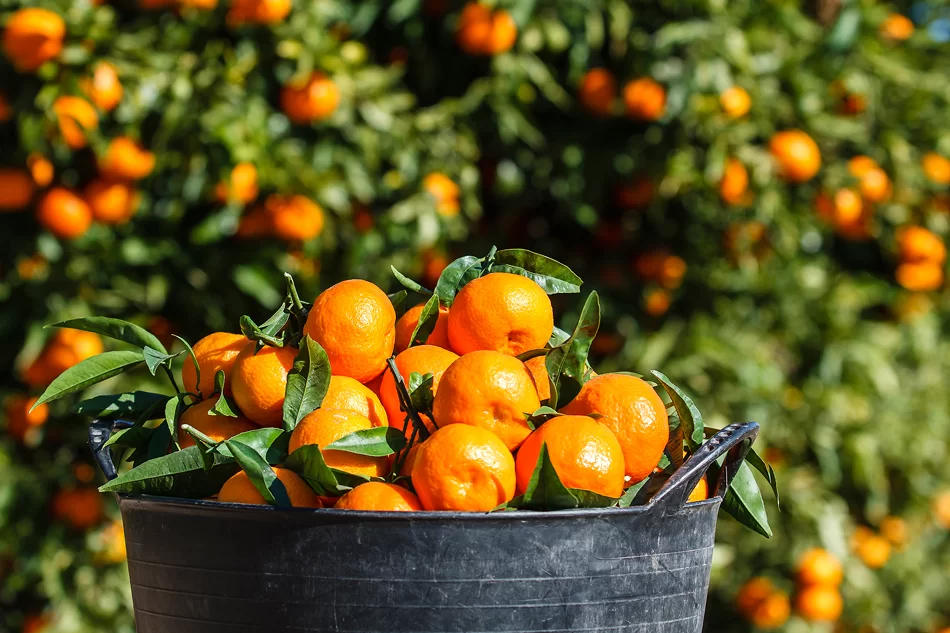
289 408 389 478
181 332 248 397
177 399 256 449
230 343 297 427
218 468 321 508
380 344 459 437
322 375 389 428
394 303 451 353
561 374 669 483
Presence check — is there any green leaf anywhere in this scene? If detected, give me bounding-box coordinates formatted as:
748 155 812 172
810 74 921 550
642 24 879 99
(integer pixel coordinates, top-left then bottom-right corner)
51 317 167 354
388 290 409 313
209 370 240 418
826 6 861 51
722 462 773 538
491 249 583 294
515 348 549 362
180 424 217 470
173 335 201 395
523 405 563 430
99 447 238 497
104 424 155 451
164 394 191 452
651 370 704 450
33 351 145 409
214 427 290 465
324 427 407 456
514 443 579 510
239 315 285 347
386 358 431 440
408 371 435 417
282 336 330 431
224 439 291 507
549 327 571 346
143 346 182 376
618 477 650 508
75 391 170 420
434 255 481 306
408 293 441 348
283 445 351 496
745 447 780 509
545 292 600 408
258 301 293 337
391 266 433 296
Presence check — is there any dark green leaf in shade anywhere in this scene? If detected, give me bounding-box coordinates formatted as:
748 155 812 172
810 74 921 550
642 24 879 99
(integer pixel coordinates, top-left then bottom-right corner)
209 370 240 418
433 255 481 305
745 447 780 509
408 293 441 348
651 370 704 450
408 371 435 418
74 391 170 420
99 447 238 497
224 439 291 507
722 462 773 538
282 336 330 431
490 249 583 294
284 445 355 497
388 290 409 313
545 292 600 408
143 346 183 376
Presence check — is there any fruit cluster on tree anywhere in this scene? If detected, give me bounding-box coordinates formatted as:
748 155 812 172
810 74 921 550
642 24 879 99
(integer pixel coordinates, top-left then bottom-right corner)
3 0 950 632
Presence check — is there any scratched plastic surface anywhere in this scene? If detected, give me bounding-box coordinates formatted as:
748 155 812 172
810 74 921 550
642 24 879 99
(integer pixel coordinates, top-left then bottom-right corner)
92 421 759 633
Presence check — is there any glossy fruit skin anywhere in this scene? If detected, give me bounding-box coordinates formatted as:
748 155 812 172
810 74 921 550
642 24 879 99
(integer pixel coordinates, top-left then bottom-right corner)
281 73 340 124
51 488 104 530
432 350 541 451
794 585 843 622
321 375 389 428
720 86 751 118
99 137 156 180
523 355 550 401
0 169 34 210
560 373 669 483
289 408 388 478
623 78 666 121
515 415 625 498
2 8 65 72
720 158 749 205
84 179 138 224
181 332 248 398
412 424 516 512
82 62 123 111
334 482 422 511
230 343 297 427
796 548 843 586
769 130 821 183
303 279 396 383
53 97 98 149
36 187 93 239
447 272 553 356
176 399 257 449
380 344 459 437
394 303 451 353
218 468 321 508
578 68 616 117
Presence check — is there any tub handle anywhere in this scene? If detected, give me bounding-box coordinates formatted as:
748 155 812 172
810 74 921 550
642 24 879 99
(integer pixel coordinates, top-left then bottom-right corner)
650 421 759 513
89 418 133 482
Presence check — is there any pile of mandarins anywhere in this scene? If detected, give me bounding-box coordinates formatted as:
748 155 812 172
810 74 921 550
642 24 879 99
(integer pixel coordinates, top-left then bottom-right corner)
180 266 687 512
30 251 728 514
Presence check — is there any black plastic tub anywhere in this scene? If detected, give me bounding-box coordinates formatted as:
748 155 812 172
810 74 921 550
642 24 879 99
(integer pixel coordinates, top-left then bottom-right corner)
90 420 759 633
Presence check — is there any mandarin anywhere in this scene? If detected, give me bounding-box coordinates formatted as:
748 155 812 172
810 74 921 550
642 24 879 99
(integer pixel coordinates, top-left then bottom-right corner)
303 279 396 383
289 408 388 478
412 424 516 511
794 585 843 622
335 482 422 511
623 77 666 121
37 187 93 239
53 97 98 149
0 169 34 210
230 343 297 427
181 332 248 397
432 350 540 451
2 8 65 71
796 547 843 586
380 344 458 436
515 415 625 498
322 375 389 428
394 303 451 353
560 373 669 482
769 130 821 183
578 68 616 117
218 468 320 508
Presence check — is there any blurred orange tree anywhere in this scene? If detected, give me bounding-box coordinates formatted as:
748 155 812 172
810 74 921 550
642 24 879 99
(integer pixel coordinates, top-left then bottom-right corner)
3 0 950 632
